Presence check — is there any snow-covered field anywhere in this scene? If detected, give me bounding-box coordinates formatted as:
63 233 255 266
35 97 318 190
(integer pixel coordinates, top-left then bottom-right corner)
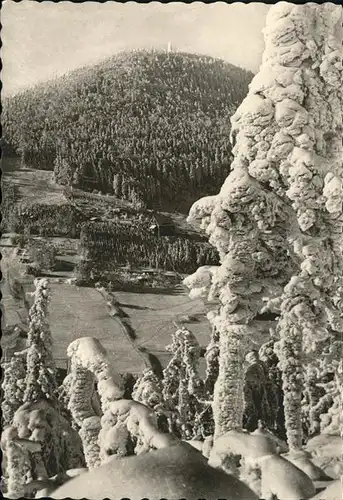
2 276 213 373
48 284 148 373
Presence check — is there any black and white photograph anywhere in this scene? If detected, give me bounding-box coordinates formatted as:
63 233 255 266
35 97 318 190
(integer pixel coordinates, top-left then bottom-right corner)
1 1 342 499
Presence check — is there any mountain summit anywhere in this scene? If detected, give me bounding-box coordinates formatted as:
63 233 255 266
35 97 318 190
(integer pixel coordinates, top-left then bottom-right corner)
3 50 253 212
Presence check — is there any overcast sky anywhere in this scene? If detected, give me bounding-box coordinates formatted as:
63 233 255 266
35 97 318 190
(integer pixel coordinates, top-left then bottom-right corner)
2 0 269 96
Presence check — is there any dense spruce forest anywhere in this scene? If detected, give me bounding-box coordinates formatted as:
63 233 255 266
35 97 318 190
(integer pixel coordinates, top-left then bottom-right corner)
2 50 253 211
78 220 219 281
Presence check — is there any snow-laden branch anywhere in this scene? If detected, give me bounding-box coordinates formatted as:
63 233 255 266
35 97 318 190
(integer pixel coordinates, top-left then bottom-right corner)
2 357 26 427
183 265 220 303
2 401 85 497
67 337 125 412
65 337 126 467
99 399 179 463
211 429 315 500
1 426 38 498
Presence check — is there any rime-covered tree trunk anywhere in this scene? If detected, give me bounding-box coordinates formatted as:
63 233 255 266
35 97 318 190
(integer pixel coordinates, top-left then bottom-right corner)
301 364 324 437
204 326 219 396
258 339 283 434
68 363 97 427
185 106 294 440
6 442 32 498
212 327 246 436
276 316 304 449
185 185 293 441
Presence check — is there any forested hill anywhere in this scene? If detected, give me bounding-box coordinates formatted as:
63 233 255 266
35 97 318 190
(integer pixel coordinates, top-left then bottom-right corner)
3 50 253 212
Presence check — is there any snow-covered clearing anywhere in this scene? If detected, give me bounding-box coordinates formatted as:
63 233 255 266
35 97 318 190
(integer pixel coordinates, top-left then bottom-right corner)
114 290 211 352
47 284 213 374
48 284 146 373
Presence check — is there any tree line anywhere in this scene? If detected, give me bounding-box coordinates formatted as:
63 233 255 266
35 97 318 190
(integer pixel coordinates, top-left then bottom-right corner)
78 220 219 277
9 202 86 238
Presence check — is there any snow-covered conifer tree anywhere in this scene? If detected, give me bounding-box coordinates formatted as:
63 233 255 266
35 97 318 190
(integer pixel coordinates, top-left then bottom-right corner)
319 359 343 435
2 281 85 495
132 368 164 412
1 427 32 498
185 67 295 440
162 327 204 438
2 398 85 497
259 339 285 437
23 278 57 403
307 341 343 436
185 3 342 449
266 3 343 450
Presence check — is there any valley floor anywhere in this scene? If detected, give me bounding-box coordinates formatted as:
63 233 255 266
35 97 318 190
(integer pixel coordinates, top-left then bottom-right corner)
1 162 214 376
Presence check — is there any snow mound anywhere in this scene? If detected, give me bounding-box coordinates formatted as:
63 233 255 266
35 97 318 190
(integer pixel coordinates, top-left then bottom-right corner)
311 480 342 500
